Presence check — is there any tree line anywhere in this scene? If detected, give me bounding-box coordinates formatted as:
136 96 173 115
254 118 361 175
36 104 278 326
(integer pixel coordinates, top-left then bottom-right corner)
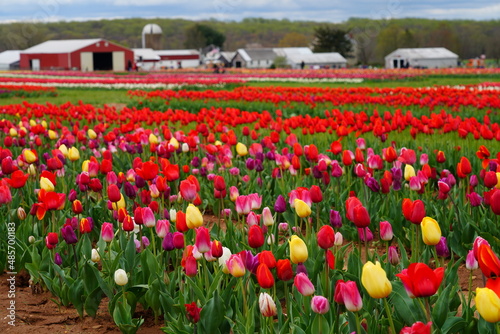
0 17 498 65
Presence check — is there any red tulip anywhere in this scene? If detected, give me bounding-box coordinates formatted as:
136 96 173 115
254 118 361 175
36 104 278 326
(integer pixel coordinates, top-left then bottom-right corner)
122 215 134 232
326 249 335 269
213 175 226 191
317 225 335 249
176 211 189 232
0 184 12 204
329 140 342 155
400 322 432 334
180 179 197 202
276 259 294 281
195 226 211 253
185 302 201 324
310 185 323 203
490 190 500 215
248 225 265 249
210 240 223 258
477 244 500 278
45 232 58 249
7 170 29 189
256 263 275 289
135 160 159 181
107 184 121 202
436 150 446 163
258 250 276 269
163 163 180 182
402 199 426 224
183 255 197 277
396 263 444 298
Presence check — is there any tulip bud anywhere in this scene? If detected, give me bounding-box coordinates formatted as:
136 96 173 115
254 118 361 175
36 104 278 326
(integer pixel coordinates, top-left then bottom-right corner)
218 247 232 274
466 250 478 270
421 217 442 246
259 292 277 317
186 203 203 229
294 199 311 218
294 272 315 296
28 235 35 244
361 261 392 298
329 210 342 228
262 207 274 226
101 222 114 242
91 248 100 262
236 142 248 156
334 232 343 246
68 147 80 161
17 207 27 220
114 269 128 286
388 246 400 266
54 252 62 266
317 225 335 249
311 295 329 314
289 235 308 264
475 287 500 323
436 237 450 258
404 164 416 181
379 221 393 241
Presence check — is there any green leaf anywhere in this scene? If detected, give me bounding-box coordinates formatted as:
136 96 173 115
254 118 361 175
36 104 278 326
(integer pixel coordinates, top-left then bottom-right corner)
84 287 103 318
310 314 330 334
441 317 467 334
200 290 226 334
389 282 424 325
69 279 84 318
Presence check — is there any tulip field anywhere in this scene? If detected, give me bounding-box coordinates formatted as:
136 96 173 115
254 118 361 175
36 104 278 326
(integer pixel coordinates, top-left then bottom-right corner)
1 68 500 334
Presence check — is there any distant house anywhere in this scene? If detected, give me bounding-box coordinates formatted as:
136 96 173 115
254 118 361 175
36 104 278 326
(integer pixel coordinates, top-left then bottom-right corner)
385 48 459 69
0 50 21 70
232 48 277 68
133 48 161 71
287 52 347 69
218 52 235 67
20 39 134 71
154 49 200 69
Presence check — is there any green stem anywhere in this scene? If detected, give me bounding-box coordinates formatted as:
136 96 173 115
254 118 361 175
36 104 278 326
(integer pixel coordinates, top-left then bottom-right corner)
150 227 156 256
364 228 369 263
72 244 79 272
496 322 500 334
355 311 362 334
383 298 396 334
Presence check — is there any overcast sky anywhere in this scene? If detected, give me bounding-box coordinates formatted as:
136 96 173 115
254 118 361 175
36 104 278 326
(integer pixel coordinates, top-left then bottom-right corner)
0 0 498 23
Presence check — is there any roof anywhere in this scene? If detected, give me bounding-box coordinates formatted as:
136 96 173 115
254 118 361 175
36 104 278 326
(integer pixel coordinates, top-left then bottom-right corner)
142 23 162 35
385 48 459 60
219 51 235 61
0 50 21 64
133 48 160 61
273 47 312 57
22 39 103 54
288 52 347 64
237 48 277 61
155 49 200 56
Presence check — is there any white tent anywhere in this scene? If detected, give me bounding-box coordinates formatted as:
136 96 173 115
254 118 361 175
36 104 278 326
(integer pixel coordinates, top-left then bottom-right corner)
0 50 21 70
385 48 458 69
133 48 160 71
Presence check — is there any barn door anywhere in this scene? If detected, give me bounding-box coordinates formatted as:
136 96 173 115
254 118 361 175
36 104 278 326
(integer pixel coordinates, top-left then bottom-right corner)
80 52 93 71
112 52 125 71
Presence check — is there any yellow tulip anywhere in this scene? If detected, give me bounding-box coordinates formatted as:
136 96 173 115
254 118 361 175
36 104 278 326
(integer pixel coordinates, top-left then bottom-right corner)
48 130 58 140
29 119 36 126
495 173 500 189
81 160 89 172
289 235 308 264
149 133 158 145
294 199 311 218
404 164 416 181
214 140 222 146
58 144 68 157
112 194 126 211
40 177 55 192
421 217 441 246
236 142 248 156
41 120 47 128
169 137 179 150
9 128 18 137
68 147 80 161
88 129 97 139
361 261 392 298
186 203 203 229
475 287 500 323
23 149 37 163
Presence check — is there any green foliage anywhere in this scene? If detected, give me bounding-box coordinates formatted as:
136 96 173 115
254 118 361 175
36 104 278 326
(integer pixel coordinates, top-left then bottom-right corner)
184 23 226 50
312 25 352 57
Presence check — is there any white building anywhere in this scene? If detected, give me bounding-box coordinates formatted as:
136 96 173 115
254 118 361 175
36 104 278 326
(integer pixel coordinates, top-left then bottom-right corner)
232 48 277 68
385 48 459 69
0 50 21 70
154 49 201 69
287 52 347 69
133 48 161 71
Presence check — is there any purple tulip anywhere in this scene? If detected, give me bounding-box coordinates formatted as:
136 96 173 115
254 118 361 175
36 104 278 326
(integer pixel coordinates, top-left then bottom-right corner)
436 237 450 258
329 210 342 228
274 195 286 213
61 225 78 244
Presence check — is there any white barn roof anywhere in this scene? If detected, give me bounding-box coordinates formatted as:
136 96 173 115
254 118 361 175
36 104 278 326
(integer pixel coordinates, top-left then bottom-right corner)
273 47 312 57
133 48 160 61
22 39 103 54
155 49 200 56
0 50 21 65
385 48 458 60
288 52 347 64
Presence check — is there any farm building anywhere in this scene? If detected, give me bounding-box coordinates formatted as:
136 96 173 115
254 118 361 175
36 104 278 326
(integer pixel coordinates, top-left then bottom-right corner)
232 48 277 68
287 52 347 69
133 48 160 71
385 47 458 69
154 49 200 69
0 50 21 70
20 39 134 71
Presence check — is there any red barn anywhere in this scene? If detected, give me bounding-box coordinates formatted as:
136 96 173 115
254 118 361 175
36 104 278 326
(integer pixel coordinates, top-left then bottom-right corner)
20 38 134 71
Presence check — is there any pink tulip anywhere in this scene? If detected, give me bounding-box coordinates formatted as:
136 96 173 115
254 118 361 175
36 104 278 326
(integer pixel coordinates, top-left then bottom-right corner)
294 273 315 296
101 222 114 242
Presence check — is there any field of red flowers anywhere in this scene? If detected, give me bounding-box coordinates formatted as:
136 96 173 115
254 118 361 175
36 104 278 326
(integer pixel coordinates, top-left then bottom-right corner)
1 70 500 334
